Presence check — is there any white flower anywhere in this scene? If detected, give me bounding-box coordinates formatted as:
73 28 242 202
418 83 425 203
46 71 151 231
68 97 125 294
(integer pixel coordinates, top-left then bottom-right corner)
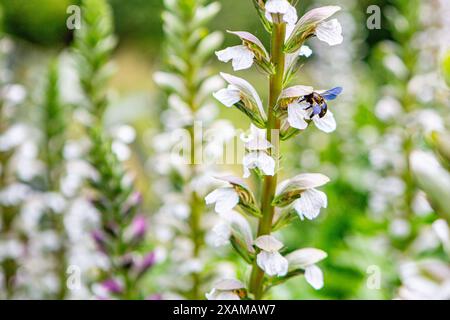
315 19 343 46
276 173 330 220
265 0 298 26
216 45 255 71
211 222 232 247
254 235 288 277
293 188 327 220
216 31 269 71
287 102 309 130
285 6 342 52
206 279 245 300
241 124 275 178
285 248 327 289
211 211 254 251
213 85 241 107
410 151 450 218
287 101 337 133
205 188 239 214
240 124 272 151
214 73 267 124
311 111 337 133
243 151 275 178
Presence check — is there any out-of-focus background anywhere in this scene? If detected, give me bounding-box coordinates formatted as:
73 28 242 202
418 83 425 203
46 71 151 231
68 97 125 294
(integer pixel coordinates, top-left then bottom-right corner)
0 0 449 300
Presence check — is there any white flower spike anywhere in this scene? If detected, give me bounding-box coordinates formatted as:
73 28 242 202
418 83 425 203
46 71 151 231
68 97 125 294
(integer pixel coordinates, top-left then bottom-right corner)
254 235 288 277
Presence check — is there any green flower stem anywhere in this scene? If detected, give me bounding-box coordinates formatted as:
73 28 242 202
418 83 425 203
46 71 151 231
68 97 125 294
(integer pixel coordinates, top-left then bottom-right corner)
189 192 204 299
249 22 286 300
186 60 204 300
42 61 68 299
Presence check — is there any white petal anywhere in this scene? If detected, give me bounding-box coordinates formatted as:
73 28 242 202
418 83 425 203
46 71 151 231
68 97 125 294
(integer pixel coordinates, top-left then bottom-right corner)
265 0 298 25
254 235 284 252
227 31 269 57
287 103 309 130
241 124 272 151
293 188 327 220
316 19 343 46
285 248 327 270
215 291 241 300
284 3 298 25
276 173 330 195
205 288 240 300
214 278 245 291
220 211 254 252
312 111 337 133
211 221 231 247
282 86 314 99
257 251 288 277
216 45 255 71
297 6 341 26
213 86 241 107
258 153 276 176
243 151 275 178
304 265 324 289
205 188 239 214
243 165 251 179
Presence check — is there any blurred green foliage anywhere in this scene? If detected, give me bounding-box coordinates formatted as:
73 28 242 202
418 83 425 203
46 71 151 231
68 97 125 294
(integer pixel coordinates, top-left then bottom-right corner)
443 51 450 87
0 0 76 45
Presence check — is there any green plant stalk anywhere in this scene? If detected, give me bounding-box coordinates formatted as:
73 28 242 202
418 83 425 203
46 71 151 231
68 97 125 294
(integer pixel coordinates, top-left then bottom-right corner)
249 22 286 300
186 54 204 300
42 62 68 299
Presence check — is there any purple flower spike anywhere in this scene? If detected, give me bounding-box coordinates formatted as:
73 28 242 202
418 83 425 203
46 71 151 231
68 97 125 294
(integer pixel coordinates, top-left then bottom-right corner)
102 279 123 294
131 215 147 239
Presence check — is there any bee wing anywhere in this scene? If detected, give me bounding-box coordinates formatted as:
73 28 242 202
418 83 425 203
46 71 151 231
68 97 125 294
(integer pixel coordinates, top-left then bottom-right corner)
321 87 343 101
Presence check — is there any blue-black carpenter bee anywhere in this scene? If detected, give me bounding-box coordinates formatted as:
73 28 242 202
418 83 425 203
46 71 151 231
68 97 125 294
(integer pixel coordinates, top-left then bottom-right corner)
300 87 343 119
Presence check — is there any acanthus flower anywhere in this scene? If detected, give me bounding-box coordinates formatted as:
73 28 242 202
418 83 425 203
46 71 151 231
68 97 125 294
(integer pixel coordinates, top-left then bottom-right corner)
285 6 343 53
213 73 267 128
241 124 276 179
274 173 330 220
216 31 273 73
206 279 246 300
264 0 298 26
210 210 255 262
285 248 327 289
205 176 261 217
254 235 288 277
